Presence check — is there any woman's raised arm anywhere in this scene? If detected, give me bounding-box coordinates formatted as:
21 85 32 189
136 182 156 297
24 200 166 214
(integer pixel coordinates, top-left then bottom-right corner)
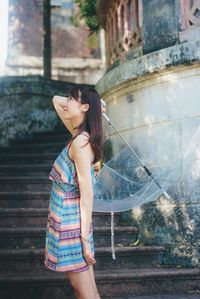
52 95 72 131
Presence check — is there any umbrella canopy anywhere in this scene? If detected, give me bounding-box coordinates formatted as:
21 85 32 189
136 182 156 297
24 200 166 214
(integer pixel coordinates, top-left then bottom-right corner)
93 105 200 258
93 145 181 213
94 109 200 213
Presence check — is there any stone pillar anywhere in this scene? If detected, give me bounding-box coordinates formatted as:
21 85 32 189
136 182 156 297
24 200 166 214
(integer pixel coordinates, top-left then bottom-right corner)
142 0 178 54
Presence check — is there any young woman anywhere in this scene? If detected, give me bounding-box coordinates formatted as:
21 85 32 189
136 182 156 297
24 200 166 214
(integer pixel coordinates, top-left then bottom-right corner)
44 86 104 299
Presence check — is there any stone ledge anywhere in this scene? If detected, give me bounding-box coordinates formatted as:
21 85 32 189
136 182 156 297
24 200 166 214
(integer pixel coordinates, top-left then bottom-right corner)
0 75 90 97
6 56 105 69
96 40 200 95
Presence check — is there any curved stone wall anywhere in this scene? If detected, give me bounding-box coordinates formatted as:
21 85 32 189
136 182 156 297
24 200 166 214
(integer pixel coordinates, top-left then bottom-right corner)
96 42 200 267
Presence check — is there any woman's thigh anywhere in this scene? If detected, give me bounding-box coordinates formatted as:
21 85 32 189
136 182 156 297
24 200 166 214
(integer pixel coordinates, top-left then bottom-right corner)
67 265 98 298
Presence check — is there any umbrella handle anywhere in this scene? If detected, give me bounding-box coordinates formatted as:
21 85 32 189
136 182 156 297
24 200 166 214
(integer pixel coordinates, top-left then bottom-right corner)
162 191 171 200
111 211 116 259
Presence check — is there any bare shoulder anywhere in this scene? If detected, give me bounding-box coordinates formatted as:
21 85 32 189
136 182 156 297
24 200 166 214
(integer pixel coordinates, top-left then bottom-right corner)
70 131 94 162
79 130 90 139
73 131 90 146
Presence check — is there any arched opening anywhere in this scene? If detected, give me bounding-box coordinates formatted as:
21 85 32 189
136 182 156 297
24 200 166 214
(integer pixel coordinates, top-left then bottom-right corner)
127 0 134 32
121 4 125 36
115 11 119 42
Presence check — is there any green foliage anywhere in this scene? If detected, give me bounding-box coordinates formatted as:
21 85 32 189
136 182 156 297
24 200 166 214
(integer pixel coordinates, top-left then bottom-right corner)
87 33 98 49
71 0 101 33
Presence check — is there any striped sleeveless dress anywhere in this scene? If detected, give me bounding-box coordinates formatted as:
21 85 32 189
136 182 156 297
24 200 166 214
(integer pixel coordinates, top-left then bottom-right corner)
44 139 95 272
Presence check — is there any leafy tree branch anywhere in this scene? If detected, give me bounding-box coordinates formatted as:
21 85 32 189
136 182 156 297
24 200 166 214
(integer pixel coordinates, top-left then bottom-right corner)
71 0 101 34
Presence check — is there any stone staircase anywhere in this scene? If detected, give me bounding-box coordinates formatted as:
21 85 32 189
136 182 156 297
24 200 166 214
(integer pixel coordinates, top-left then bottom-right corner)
0 129 200 299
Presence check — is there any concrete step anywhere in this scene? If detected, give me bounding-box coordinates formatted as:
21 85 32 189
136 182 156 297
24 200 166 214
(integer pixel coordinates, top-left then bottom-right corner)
0 208 129 227
3 129 199 299
0 246 165 272
0 177 52 191
0 142 66 154
0 268 199 298
9 134 70 145
0 191 50 208
0 164 52 177
31 129 67 137
0 226 138 249
0 154 57 164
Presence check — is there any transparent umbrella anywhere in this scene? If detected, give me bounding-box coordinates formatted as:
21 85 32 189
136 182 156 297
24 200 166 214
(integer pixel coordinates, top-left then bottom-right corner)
93 100 200 259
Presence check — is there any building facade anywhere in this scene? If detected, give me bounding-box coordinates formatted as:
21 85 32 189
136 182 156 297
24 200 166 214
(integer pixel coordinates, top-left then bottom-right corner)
97 0 200 267
5 0 105 84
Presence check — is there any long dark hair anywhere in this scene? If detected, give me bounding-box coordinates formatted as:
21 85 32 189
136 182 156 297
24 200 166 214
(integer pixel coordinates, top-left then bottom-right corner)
66 86 103 164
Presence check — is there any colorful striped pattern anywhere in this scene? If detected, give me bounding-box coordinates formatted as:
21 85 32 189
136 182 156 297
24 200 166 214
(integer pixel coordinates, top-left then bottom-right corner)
44 143 95 272
49 143 95 186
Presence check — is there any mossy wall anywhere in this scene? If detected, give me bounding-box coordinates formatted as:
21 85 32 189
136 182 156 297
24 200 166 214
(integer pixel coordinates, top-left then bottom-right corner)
0 76 90 146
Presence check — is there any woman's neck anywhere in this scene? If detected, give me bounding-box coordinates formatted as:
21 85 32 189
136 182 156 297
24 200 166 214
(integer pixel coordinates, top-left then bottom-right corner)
68 118 84 136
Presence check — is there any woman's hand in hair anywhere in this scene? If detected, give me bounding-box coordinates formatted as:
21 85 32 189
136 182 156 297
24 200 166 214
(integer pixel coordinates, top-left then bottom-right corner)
101 99 106 113
101 105 106 113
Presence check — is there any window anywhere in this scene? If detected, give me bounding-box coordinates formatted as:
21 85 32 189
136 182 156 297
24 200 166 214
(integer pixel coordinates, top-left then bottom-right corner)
106 0 142 64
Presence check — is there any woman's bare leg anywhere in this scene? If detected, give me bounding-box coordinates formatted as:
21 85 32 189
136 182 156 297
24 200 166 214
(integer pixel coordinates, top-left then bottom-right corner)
67 265 101 299
88 264 101 298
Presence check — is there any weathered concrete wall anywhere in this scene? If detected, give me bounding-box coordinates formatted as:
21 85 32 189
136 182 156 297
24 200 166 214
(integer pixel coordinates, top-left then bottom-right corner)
0 76 90 146
4 0 106 84
96 42 200 267
7 0 99 60
97 40 200 95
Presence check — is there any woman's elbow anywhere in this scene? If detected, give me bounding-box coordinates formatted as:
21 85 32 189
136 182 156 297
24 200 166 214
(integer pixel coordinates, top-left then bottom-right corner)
52 95 58 104
80 188 93 199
